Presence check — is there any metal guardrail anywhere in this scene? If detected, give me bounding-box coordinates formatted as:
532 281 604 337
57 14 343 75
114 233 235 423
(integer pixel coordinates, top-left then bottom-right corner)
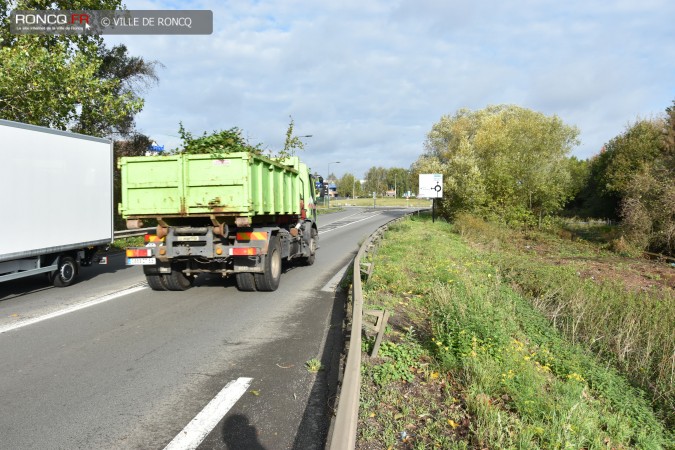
329 209 427 449
113 227 155 239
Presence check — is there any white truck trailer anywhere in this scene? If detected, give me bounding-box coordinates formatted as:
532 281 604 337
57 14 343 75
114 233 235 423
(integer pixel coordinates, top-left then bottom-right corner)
0 119 114 286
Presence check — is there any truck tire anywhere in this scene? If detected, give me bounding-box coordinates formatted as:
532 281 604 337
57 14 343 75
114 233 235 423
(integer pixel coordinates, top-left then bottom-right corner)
235 273 257 291
146 274 168 291
301 227 318 266
255 236 282 291
52 256 78 287
164 270 192 291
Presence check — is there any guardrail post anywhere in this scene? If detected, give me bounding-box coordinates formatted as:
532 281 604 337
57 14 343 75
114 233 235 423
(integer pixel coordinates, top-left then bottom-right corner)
359 262 373 281
363 309 390 357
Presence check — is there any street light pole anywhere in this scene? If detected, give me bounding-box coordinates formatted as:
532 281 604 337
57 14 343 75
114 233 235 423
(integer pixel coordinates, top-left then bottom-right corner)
327 161 340 208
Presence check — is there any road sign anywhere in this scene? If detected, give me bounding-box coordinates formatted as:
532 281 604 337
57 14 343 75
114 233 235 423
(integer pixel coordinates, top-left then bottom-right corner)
419 173 443 198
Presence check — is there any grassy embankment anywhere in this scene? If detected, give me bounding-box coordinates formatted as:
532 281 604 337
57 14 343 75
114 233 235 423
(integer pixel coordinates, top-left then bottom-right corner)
357 213 674 449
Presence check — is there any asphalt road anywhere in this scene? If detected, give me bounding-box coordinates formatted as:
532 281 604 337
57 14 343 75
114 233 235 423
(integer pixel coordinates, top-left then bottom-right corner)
0 207 416 450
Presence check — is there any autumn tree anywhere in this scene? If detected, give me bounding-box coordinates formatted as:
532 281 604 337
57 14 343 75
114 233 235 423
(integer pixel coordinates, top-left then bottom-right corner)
596 116 675 253
420 105 580 225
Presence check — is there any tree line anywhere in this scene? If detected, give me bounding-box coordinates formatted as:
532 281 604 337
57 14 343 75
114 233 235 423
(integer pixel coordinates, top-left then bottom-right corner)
331 167 416 199
378 103 672 254
335 102 674 254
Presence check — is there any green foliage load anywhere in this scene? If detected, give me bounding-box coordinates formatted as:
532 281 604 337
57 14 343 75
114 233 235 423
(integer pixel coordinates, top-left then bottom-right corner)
173 117 306 163
174 122 262 156
416 105 580 226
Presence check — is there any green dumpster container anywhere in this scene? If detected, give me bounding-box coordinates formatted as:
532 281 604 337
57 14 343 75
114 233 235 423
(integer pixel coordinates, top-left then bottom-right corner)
119 153 312 222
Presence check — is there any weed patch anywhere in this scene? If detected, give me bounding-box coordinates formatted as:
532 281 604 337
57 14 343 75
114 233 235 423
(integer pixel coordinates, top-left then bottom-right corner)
110 235 144 251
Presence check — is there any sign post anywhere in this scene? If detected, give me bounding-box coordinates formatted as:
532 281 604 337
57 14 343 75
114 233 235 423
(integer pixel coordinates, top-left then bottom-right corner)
418 174 443 222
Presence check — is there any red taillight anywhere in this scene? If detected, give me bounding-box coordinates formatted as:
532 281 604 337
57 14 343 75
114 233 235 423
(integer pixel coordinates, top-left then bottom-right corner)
126 248 153 257
229 247 259 256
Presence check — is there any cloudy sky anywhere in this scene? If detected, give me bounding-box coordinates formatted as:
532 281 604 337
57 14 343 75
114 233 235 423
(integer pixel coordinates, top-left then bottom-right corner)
106 0 675 179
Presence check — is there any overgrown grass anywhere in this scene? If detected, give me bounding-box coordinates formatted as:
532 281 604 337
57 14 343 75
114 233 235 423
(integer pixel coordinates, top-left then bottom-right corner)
357 215 673 449
556 217 620 244
453 213 675 425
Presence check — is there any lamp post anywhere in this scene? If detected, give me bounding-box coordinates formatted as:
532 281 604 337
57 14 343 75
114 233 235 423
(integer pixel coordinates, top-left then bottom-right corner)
327 161 340 208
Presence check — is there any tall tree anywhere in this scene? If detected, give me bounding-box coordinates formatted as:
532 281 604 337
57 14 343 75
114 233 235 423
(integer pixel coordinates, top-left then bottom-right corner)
363 166 388 196
588 115 675 253
599 120 664 196
337 173 356 198
0 1 158 137
385 168 411 197
421 105 580 224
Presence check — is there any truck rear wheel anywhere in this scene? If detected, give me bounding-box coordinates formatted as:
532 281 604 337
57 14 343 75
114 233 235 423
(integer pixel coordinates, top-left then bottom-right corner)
235 273 257 291
146 274 168 291
165 270 192 291
255 236 281 292
301 227 318 266
52 256 78 287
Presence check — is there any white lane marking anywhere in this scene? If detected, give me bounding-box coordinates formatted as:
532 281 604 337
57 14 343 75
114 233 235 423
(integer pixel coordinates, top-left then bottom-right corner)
320 212 383 234
163 377 253 450
321 262 351 292
0 284 148 334
318 210 362 226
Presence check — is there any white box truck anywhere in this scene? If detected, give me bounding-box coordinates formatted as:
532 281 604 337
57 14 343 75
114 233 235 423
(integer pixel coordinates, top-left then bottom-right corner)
0 119 113 286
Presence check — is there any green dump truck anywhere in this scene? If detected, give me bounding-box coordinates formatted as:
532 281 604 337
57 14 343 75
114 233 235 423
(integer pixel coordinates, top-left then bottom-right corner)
118 152 318 292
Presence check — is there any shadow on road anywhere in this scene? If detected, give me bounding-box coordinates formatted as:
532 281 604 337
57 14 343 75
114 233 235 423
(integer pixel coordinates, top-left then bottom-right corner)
222 414 267 450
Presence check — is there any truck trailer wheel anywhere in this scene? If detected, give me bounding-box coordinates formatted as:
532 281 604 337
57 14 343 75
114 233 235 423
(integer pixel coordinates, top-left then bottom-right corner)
52 256 78 287
164 270 192 291
301 227 318 266
235 273 257 291
146 274 168 291
255 236 282 291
